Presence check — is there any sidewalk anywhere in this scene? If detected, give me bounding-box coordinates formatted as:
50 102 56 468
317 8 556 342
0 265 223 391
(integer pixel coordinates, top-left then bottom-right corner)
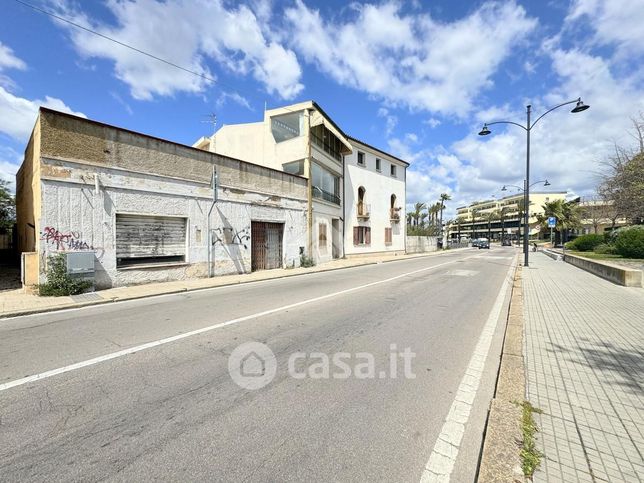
523 253 644 482
0 249 464 319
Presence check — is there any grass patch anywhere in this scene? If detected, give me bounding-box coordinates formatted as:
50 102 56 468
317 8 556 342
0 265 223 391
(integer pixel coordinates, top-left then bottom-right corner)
518 400 543 478
566 251 644 262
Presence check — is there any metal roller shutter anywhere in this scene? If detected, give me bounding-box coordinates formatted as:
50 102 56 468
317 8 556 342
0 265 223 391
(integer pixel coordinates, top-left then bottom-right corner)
116 214 186 266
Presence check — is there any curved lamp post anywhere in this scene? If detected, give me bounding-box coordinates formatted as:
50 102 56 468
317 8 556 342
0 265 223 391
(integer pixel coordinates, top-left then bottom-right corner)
479 98 589 267
502 180 550 245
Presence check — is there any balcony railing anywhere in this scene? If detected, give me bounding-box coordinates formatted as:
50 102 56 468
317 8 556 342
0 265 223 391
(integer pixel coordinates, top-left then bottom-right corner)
357 202 371 219
312 186 341 205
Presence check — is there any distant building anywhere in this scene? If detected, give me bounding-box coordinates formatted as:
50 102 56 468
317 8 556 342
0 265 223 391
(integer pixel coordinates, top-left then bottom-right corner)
448 191 567 240
571 197 629 236
194 101 408 261
16 108 307 290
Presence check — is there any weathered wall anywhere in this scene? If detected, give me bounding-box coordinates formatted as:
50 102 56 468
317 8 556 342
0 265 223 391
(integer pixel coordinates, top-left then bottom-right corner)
39 160 307 288
24 108 308 289
344 142 406 256
15 116 41 253
406 236 438 254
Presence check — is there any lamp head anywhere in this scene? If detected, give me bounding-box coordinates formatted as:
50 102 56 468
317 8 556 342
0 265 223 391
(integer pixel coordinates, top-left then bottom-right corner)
501 185 507 191
543 179 551 187
571 98 590 113
478 124 491 136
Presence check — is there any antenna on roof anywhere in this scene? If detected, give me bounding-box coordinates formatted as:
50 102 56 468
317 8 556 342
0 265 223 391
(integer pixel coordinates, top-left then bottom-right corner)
201 112 217 136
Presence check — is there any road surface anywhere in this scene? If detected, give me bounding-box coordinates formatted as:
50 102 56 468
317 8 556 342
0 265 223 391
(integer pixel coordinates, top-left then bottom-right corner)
0 247 516 482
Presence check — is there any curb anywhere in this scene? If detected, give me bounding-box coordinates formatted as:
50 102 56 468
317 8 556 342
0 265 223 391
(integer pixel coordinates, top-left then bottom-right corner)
477 262 526 482
1 249 468 319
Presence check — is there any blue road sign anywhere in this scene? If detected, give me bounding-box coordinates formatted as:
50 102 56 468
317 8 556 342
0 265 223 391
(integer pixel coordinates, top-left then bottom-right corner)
547 216 557 228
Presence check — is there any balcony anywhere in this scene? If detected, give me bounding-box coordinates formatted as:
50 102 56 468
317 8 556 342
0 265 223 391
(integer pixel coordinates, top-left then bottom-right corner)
390 207 401 222
357 202 371 219
312 186 341 205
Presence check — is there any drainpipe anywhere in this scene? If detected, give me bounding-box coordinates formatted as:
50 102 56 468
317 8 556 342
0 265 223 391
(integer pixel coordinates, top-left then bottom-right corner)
306 110 313 259
207 166 218 277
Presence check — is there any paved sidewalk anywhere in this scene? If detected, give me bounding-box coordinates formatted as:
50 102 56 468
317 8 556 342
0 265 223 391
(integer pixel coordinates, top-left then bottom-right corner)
523 253 644 482
0 249 465 318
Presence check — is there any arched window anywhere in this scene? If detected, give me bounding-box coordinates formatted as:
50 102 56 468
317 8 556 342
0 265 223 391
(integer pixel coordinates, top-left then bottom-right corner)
358 186 366 203
390 194 396 209
357 186 368 217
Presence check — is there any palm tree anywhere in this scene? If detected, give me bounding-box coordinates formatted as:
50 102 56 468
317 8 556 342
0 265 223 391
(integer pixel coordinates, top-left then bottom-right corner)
438 193 451 241
538 199 582 245
470 207 480 239
483 211 498 241
420 212 428 228
412 202 426 227
495 206 511 243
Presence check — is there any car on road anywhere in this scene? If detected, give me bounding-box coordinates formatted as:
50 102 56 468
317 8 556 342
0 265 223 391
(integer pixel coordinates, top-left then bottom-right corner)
502 238 512 246
478 238 490 249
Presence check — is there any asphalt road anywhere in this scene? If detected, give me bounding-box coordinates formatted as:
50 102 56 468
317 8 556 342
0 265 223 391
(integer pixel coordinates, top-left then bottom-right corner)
0 247 516 482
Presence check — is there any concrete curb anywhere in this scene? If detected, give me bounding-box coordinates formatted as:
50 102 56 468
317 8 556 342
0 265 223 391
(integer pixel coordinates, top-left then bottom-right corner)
1 249 469 319
477 263 526 483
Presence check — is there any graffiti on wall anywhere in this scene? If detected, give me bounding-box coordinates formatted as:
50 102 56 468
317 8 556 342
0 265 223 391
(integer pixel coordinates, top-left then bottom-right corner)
213 226 251 249
40 227 104 258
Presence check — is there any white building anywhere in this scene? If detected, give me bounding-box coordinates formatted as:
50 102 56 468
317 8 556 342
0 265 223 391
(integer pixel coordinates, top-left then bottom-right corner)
344 136 407 256
194 101 351 265
194 101 409 263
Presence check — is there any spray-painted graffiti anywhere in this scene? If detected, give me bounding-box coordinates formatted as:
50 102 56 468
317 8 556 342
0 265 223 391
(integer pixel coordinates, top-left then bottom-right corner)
213 226 251 249
40 227 104 258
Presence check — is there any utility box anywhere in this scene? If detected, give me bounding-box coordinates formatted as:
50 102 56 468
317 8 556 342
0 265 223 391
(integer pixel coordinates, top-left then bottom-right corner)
65 251 96 290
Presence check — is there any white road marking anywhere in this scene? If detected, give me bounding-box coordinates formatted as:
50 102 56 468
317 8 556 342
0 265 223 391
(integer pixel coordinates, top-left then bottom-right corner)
420 256 516 483
445 270 479 277
0 256 477 393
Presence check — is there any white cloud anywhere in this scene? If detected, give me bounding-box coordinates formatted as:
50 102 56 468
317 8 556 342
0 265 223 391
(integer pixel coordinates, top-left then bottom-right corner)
566 0 644 59
423 118 441 129
377 107 398 136
0 146 22 192
0 42 26 72
285 0 537 117
0 86 86 141
52 0 303 101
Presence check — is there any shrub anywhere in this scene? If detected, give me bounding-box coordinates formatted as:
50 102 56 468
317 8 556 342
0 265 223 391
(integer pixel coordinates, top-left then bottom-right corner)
38 253 93 296
299 253 315 268
567 233 604 252
613 226 644 259
593 243 617 255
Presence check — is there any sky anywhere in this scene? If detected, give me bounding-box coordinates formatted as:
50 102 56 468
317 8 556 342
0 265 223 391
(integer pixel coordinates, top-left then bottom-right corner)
1 0 643 219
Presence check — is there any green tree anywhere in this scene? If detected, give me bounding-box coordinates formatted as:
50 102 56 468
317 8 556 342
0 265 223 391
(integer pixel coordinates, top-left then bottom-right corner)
0 179 16 231
470 207 481 239
438 193 451 240
495 206 511 242
538 199 582 244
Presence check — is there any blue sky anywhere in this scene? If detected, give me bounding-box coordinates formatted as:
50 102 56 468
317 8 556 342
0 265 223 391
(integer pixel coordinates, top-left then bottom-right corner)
1 0 643 218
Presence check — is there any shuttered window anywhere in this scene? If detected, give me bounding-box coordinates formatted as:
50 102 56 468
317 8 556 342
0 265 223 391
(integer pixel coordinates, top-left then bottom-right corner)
353 226 371 246
385 228 392 245
116 214 187 267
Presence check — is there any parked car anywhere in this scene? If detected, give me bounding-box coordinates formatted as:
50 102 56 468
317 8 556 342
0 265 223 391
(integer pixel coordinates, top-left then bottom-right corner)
478 238 490 249
472 238 480 247
502 238 512 246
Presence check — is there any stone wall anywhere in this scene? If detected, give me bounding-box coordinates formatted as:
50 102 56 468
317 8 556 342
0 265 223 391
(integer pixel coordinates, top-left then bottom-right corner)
406 236 438 253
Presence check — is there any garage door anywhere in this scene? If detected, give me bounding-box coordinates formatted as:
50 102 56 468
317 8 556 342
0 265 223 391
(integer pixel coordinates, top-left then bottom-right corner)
251 222 283 271
116 214 186 267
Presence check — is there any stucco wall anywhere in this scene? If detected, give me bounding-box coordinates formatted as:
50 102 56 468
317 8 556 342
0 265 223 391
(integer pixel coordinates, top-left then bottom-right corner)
39 161 307 288
15 118 41 253
344 143 406 255
406 236 438 254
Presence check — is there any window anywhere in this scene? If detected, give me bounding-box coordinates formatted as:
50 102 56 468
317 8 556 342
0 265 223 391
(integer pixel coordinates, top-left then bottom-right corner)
311 124 344 161
376 158 381 171
353 226 371 245
311 162 341 205
390 164 397 177
385 228 392 245
271 111 303 143
116 214 186 267
283 160 305 176
357 151 365 166
319 223 327 246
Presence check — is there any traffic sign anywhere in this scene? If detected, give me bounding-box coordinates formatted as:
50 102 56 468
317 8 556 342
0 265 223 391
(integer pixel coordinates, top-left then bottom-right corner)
547 216 557 228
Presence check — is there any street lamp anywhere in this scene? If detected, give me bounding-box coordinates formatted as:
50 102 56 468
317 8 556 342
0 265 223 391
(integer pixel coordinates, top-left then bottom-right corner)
478 98 589 267
501 180 550 246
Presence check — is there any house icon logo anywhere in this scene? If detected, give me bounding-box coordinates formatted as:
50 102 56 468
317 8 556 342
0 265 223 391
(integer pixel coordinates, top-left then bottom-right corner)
228 342 277 390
